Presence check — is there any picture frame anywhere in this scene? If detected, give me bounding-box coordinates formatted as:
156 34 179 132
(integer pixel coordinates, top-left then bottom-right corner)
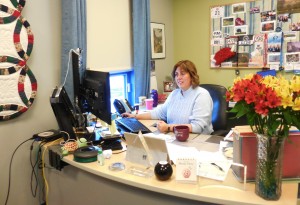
261 21 276 32
287 42 300 52
150 23 166 59
222 16 235 27
267 53 281 64
285 52 300 64
163 81 174 92
232 3 246 14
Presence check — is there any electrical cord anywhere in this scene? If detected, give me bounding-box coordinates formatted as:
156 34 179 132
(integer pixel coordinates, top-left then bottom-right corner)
30 140 39 197
41 138 62 205
30 140 48 204
5 137 34 205
62 49 74 87
35 142 46 205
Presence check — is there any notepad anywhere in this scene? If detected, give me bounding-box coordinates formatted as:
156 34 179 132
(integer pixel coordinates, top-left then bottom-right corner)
197 158 232 181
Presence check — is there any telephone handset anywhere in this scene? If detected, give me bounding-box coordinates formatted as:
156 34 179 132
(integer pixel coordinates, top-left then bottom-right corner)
113 99 134 114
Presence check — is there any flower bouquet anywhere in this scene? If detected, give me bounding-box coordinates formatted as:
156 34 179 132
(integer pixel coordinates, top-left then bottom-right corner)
226 73 300 200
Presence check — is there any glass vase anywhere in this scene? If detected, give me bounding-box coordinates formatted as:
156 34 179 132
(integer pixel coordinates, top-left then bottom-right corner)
255 134 285 200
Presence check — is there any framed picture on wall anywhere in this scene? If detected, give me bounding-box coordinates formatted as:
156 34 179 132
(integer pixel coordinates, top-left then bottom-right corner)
163 81 174 92
150 23 166 59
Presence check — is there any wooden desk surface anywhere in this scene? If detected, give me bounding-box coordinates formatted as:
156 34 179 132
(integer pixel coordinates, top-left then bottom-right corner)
62 120 298 205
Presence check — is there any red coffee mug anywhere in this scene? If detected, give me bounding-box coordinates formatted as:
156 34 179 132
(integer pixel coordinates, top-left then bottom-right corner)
174 125 189 142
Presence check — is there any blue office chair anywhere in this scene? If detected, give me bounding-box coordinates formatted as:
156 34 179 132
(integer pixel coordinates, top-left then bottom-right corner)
200 84 229 136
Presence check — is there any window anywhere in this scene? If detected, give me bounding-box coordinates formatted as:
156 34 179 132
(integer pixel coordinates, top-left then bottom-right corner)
110 70 134 112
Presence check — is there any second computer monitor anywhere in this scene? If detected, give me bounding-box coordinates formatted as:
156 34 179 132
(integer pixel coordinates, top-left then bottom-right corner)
81 70 111 125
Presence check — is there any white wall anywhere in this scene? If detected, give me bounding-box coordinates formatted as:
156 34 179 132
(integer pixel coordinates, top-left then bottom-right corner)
86 0 132 72
0 0 61 204
86 0 174 93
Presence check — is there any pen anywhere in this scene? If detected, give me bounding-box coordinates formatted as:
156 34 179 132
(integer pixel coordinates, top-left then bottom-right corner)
192 134 200 140
211 163 224 172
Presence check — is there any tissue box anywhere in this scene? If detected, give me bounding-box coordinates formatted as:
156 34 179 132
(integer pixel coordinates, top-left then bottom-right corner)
232 126 300 181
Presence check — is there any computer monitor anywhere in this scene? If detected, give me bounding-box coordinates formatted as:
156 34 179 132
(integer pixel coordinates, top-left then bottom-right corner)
80 70 112 125
50 86 85 140
71 49 82 105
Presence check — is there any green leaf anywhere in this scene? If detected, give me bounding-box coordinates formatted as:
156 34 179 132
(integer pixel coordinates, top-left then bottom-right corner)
291 114 300 130
283 110 292 124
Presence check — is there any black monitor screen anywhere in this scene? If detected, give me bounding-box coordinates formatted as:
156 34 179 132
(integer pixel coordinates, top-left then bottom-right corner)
50 86 78 140
80 70 111 125
71 49 81 104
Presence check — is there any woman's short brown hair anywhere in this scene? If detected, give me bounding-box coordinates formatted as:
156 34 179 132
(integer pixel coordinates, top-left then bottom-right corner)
171 60 200 88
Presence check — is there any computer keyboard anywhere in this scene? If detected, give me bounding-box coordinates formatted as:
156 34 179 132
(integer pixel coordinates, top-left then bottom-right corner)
115 118 152 134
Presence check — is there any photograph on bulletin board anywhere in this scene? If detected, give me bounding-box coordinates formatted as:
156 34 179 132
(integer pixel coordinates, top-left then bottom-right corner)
277 0 300 14
210 0 300 73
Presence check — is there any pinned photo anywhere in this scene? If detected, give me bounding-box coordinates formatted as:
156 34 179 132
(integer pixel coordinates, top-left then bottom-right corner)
235 17 245 26
232 3 246 14
277 13 291 22
250 7 260 14
222 17 235 27
285 52 300 64
260 10 276 22
261 21 276 32
234 25 248 36
268 54 281 64
287 42 300 52
267 32 282 53
289 22 300 31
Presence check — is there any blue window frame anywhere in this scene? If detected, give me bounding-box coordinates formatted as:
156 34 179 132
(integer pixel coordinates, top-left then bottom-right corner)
110 70 134 112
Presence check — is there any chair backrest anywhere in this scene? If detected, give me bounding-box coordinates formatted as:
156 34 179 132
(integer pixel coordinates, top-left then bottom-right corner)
199 84 228 131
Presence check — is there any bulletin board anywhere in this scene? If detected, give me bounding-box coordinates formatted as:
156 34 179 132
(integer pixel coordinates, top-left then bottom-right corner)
210 0 300 73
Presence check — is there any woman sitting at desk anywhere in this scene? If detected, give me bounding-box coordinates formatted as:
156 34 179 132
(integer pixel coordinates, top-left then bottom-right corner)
122 60 213 134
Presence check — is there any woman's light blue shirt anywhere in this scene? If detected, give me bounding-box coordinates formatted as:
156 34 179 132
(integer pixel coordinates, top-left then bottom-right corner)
150 86 214 134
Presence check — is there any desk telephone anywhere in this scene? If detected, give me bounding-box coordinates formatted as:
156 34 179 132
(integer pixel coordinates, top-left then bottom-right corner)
113 99 134 114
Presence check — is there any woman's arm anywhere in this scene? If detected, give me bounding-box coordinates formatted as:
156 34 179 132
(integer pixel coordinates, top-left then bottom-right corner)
156 121 192 133
121 112 152 120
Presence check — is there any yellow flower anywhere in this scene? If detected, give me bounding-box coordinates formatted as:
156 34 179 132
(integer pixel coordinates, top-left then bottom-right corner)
262 75 279 88
233 76 241 83
293 97 300 111
290 76 300 92
281 93 293 108
244 73 254 80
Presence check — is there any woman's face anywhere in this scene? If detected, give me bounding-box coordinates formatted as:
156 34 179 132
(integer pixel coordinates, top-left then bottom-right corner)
174 67 192 91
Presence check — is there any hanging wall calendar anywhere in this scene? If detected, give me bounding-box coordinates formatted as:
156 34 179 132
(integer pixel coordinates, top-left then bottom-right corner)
210 0 300 74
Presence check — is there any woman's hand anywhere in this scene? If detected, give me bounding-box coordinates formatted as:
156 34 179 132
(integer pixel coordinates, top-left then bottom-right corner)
121 112 135 118
157 121 169 133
